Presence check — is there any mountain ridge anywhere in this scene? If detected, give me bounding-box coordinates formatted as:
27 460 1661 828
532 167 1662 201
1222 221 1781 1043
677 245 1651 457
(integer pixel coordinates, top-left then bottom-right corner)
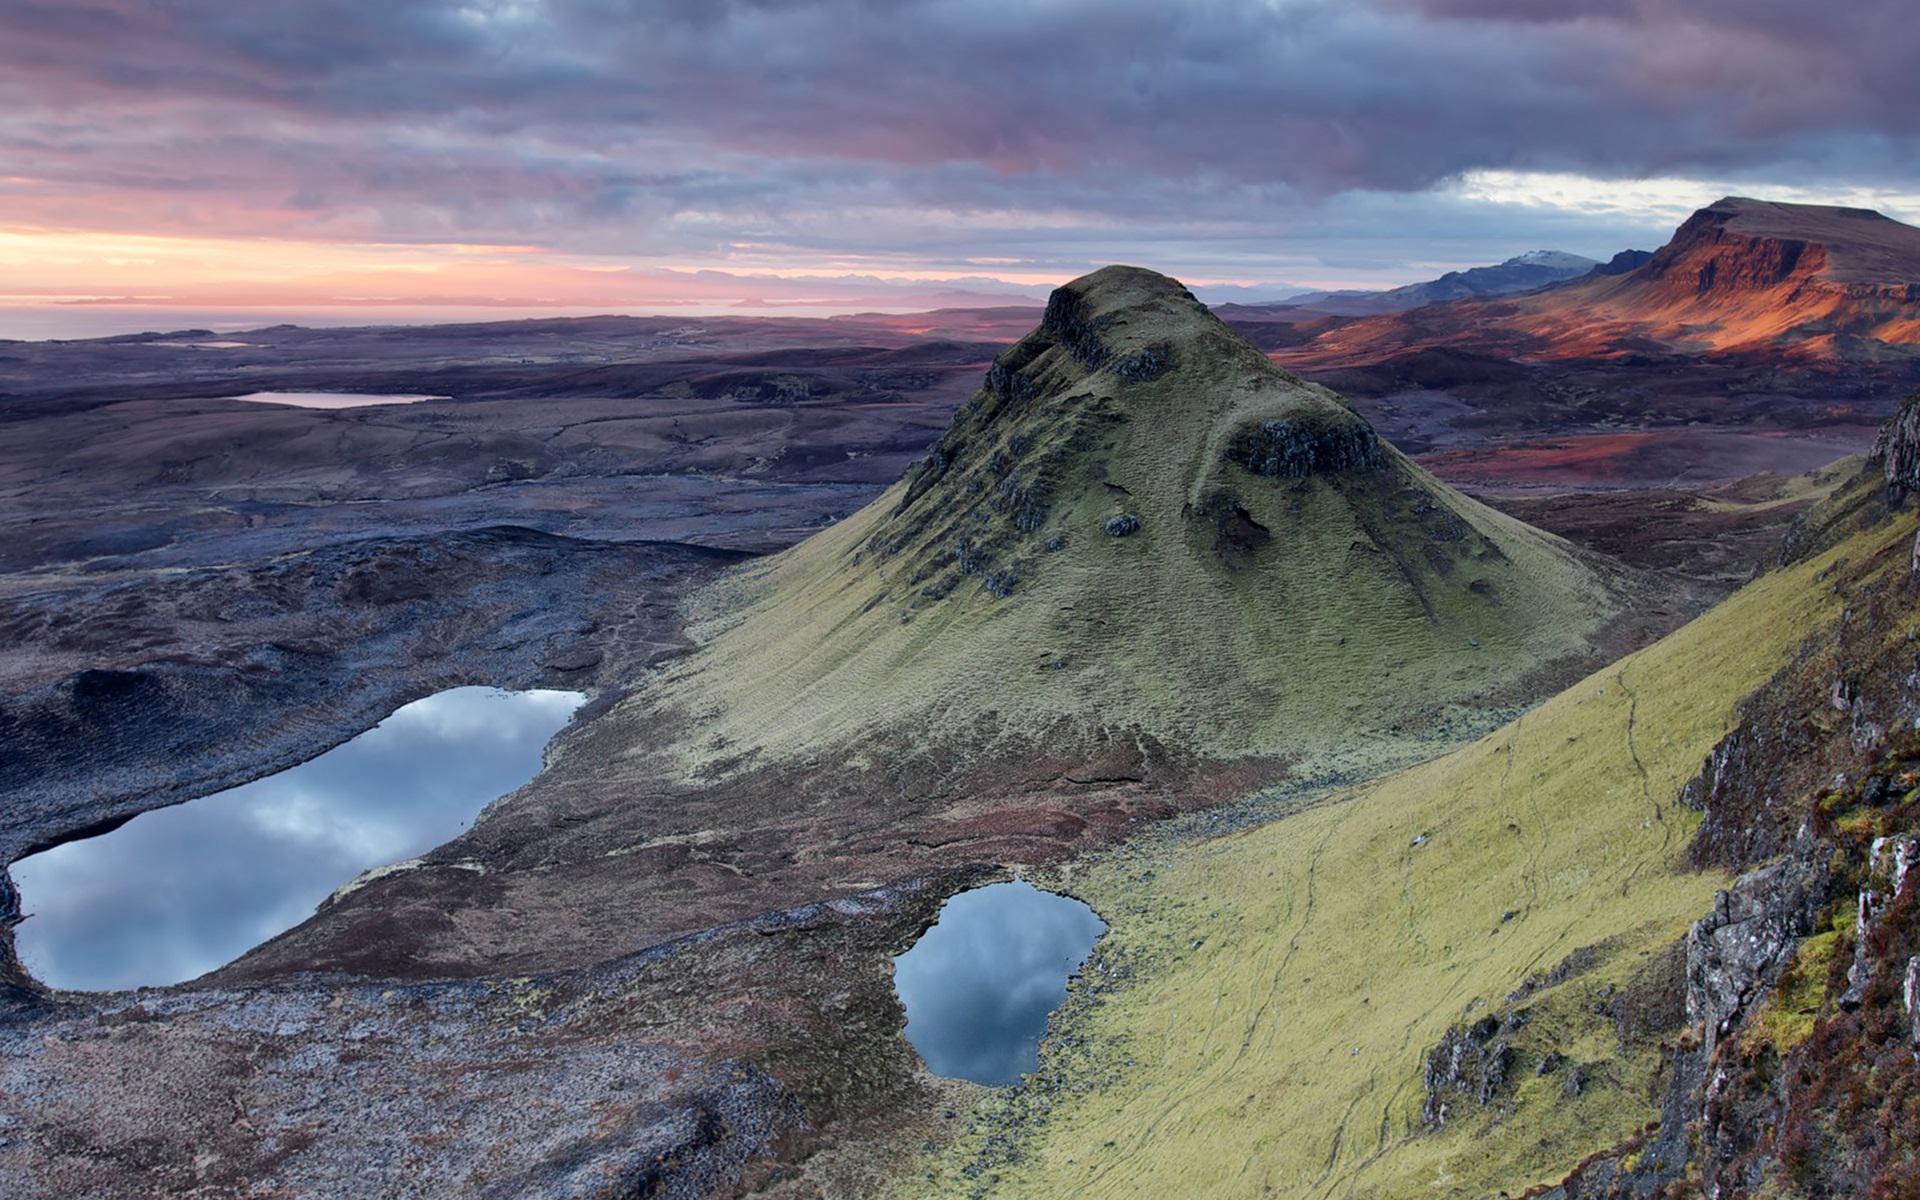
1280 196 1920 365
1273 249 1602 316
654 265 1630 777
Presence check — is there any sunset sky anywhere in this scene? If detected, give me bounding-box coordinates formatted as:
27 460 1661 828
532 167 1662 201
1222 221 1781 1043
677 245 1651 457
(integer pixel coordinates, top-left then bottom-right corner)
5 0 1919 330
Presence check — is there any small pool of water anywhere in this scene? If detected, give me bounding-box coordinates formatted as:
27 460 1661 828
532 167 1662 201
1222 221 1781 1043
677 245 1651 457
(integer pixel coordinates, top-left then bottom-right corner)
226 391 447 409
892 880 1106 1086
9 686 584 992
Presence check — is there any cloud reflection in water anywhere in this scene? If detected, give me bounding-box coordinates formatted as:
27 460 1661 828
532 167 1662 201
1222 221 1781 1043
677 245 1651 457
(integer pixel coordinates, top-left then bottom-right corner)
893 879 1106 1086
10 686 584 992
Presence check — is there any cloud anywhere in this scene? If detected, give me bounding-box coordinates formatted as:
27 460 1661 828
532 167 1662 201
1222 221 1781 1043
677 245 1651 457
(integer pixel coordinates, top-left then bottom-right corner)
0 0 1916 297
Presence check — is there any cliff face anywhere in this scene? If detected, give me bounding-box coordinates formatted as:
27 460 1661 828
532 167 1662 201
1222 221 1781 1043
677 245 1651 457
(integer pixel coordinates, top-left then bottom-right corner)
1874 392 1920 495
1642 203 1828 295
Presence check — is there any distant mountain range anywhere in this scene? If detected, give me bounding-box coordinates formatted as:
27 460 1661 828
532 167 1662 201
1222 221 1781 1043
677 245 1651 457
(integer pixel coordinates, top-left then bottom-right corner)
1281 197 1920 365
1278 249 1611 315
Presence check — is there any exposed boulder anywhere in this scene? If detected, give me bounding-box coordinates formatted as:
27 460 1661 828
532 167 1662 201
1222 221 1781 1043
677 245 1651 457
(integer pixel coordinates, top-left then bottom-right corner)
1112 344 1172 382
1686 853 1830 1055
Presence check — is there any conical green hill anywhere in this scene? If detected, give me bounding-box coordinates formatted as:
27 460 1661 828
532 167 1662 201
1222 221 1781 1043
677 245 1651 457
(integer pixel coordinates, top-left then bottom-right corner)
657 265 1623 775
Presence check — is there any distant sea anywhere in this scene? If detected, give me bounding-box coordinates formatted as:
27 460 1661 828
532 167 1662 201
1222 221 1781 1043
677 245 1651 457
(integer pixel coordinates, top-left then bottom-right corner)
0 302 933 342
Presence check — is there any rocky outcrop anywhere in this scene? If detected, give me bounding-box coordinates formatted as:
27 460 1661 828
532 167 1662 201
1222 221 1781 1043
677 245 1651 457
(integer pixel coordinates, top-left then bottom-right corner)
1685 852 1831 1055
1226 414 1385 479
1839 834 1920 1009
1873 391 1920 497
1422 1014 1514 1130
1039 282 1115 371
1419 944 1621 1134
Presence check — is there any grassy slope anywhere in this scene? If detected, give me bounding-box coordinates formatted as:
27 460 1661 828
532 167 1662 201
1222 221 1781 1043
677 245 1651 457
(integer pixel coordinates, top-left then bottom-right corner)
655 269 1614 781
913 502 1918 1199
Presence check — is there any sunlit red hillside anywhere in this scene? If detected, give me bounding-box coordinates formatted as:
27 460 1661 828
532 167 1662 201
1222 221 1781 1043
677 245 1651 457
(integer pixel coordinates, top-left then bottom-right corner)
1279 197 1920 367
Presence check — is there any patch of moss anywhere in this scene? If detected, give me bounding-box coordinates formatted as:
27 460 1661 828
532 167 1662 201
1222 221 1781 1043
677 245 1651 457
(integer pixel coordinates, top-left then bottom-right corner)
1747 931 1841 1054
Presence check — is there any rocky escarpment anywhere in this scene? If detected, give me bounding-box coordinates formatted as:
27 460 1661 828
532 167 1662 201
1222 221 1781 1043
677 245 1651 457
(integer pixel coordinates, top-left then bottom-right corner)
1641 201 1836 295
1511 409 1920 1199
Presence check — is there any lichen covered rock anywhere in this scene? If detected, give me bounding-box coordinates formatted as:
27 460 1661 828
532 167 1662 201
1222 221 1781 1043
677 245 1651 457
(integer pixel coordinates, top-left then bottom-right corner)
1685 853 1830 1053
1421 1014 1513 1130
1225 413 1386 479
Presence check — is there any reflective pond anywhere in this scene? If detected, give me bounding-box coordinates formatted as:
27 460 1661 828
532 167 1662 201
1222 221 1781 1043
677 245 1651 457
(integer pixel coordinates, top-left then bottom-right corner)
10 686 585 992
892 880 1106 1086
228 391 446 409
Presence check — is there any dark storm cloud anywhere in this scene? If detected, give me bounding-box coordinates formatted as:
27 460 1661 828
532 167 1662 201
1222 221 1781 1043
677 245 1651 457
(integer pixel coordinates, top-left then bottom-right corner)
1 0 1916 269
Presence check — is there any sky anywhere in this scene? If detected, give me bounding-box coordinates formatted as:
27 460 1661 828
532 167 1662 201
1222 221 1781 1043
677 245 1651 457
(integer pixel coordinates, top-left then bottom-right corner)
4 0 1920 332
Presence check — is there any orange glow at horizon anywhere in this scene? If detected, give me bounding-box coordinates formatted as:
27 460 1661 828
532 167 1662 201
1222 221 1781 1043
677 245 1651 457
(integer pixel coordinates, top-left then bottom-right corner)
0 227 1077 310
